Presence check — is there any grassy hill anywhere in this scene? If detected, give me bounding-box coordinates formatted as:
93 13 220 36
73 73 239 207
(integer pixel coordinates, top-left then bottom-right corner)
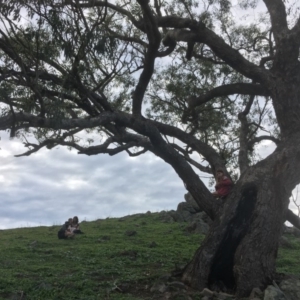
0 212 299 300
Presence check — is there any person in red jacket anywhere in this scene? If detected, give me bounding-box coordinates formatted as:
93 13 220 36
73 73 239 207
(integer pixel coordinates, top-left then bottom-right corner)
212 169 233 199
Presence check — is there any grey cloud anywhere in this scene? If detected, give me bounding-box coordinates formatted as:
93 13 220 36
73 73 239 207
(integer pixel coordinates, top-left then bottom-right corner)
1 133 298 230
0 134 186 229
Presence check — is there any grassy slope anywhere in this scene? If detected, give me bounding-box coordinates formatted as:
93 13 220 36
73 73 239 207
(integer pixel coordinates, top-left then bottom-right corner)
0 212 299 300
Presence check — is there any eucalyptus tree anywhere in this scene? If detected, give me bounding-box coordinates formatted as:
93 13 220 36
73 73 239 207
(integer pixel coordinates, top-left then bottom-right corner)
0 0 300 297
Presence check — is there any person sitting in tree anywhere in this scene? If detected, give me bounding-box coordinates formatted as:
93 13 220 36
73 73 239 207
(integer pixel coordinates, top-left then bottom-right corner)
212 169 233 199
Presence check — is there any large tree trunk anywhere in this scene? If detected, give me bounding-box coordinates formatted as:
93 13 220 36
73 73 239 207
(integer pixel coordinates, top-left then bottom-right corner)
182 133 300 297
181 64 300 296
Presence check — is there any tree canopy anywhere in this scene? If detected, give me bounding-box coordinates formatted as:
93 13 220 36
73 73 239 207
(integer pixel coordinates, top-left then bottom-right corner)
0 4 283 167
1 1 300 295
0 0 299 214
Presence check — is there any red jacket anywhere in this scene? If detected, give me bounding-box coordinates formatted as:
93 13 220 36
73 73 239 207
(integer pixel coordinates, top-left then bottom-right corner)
215 176 233 198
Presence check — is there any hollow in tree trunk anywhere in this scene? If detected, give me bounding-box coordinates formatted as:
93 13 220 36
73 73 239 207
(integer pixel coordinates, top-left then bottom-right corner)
182 143 300 297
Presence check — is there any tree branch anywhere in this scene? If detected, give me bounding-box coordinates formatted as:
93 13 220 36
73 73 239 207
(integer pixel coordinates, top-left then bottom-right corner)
193 52 225 65
291 18 300 43
105 28 148 47
262 0 288 42
132 0 161 115
123 116 218 219
171 143 212 174
262 1 300 68
286 209 300 231
0 108 227 179
66 0 145 32
0 110 220 218
159 22 270 83
185 83 270 111
259 56 274 68
2 68 108 116
148 120 226 174
248 135 280 149
156 37 176 57
16 130 153 157
238 95 255 174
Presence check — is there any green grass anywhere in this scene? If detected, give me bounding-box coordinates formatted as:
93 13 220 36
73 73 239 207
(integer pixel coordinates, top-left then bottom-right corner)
0 212 299 299
277 235 300 274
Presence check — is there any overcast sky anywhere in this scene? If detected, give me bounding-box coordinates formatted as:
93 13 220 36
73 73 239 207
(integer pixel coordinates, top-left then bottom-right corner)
0 132 190 229
1 130 298 230
0 1 299 229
